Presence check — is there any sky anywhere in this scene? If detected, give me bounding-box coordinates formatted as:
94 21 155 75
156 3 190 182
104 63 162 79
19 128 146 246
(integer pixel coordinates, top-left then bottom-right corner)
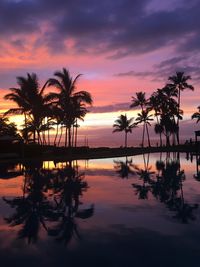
0 0 200 146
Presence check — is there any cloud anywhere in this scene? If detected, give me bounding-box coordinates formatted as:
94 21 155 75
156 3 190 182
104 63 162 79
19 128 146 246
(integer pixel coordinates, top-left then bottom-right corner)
89 102 130 113
114 71 153 78
114 54 200 83
0 0 199 60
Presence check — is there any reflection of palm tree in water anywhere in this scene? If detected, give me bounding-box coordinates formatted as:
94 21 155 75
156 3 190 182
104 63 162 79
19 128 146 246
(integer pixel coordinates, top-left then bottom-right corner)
152 156 198 223
3 161 56 244
132 154 154 199
193 153 200 182
114 156 135 179
47 161 94 245
132 153 198 223
3 161 94 245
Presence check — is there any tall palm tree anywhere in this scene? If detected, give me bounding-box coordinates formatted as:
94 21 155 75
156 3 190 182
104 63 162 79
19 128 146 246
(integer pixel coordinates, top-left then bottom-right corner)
168 72 194 144
154 123 164 146
113 114 135 147
130 91 147 111
4 78 31 143
148 93 163 146
150 86 181 146
135 110 153 147
46 68 92 148
4 73 53 144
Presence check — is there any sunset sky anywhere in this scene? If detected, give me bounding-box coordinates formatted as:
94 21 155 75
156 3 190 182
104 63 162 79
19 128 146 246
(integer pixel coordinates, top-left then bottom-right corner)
0 0 200 146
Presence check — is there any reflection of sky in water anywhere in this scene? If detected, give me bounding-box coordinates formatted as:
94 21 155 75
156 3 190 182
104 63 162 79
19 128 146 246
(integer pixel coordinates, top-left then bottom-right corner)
0 153 200 267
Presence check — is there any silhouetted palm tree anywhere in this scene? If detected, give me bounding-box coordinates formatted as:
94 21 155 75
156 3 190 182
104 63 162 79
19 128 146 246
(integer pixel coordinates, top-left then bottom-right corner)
168 72 194 144
154 123 164 146
150 86 181 146
46 68 92 147
5 73 53 144
135 110 153 147
130 91 147 111
113 114 136 147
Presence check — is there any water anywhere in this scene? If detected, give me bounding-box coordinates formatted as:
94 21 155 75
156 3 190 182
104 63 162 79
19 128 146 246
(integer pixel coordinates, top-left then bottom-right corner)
0 153 200 267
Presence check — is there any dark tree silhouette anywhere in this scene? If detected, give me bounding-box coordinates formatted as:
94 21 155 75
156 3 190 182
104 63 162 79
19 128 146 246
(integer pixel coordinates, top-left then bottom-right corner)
135 110 153 147
46 68 92 147
168 72 194 144
4 73 53 144
113 114 136 147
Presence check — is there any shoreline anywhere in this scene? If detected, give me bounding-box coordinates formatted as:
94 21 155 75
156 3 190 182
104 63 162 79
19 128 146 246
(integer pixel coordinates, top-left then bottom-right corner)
0 143 199 163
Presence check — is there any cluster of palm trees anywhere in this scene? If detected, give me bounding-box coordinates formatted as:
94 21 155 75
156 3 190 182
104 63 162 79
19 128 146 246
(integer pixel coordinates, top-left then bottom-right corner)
4 68 93 147
113 71 194 147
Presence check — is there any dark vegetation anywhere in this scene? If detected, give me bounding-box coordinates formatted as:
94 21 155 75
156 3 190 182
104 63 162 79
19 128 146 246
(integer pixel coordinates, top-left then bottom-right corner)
0 69 200 160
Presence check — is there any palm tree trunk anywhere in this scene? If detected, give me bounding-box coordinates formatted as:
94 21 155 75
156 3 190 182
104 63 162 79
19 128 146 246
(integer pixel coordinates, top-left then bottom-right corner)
64 125 68 147
72 125 74 147
146 124 151 147
37 130 42 145
142 123 145 147
58 125 63 147
177 86 181 145
68 126 72 148
75 123 78 148
48 123 50 146
156 116 162 147
125 131 127 148
42 119 47 145
160 133 162 147
54 123 59 146
33 130 36 144
166 134 170 146
42 130 46 145
24 113 28 144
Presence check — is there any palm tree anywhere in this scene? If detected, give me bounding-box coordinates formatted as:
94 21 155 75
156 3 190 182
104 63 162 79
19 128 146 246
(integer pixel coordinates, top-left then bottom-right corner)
154 123 164 146
150 86 181 146
168 72 194 144
46 68 93 148
192 106 200 123
4 78 31 143
130 91 147 111
113 114 136 147
148 93 163 146
135 110 153 147
4 73 53 144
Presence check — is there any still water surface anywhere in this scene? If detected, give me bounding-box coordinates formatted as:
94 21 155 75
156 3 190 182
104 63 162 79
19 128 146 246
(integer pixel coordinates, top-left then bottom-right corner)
0 153 200 267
